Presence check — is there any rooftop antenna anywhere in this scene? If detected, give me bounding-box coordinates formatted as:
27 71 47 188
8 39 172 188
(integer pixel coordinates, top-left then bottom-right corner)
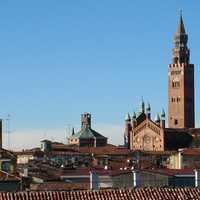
65 124 71 144
6 114 11 150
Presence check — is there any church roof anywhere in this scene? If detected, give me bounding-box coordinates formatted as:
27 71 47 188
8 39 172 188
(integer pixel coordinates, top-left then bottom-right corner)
164 128 193 150
71 127 107 140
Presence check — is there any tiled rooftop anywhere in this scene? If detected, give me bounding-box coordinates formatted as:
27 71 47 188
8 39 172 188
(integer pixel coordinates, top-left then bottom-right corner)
78 145 131 155
51 143 131 156
30 182 89 191
1 188 200 200
180 148 200 156
15 148 44 157
144 168 196 176
0 170 21 181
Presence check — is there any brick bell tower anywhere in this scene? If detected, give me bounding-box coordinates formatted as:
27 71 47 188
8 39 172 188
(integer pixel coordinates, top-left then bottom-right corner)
168 13 195 128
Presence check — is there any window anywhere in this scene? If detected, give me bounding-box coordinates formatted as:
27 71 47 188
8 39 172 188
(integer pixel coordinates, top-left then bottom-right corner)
173 57 178 64
1 162 10 172
171 97 180 102
174 119 178 125
171 70 181 75
172 81 180 88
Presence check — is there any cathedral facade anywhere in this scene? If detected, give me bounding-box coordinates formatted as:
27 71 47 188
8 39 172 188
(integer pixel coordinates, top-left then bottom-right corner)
124 14 200 151
124 102 166 151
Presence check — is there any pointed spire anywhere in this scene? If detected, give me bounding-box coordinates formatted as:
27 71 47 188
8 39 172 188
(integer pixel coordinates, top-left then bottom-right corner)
174 10 188 48
146 103 151 119
146 102 151 112
176 10 186 35
72 127 75 136
139 97 145 113
161 109 165 119
173 10 190 64
125 113 131 121
132 112 136 119
154 113 160 123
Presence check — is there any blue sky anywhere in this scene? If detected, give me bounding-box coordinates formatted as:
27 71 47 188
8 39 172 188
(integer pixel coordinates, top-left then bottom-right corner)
0 1 200 149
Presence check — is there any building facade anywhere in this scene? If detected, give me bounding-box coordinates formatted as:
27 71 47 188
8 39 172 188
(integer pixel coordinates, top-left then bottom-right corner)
124 101 165 151
125 14 199 151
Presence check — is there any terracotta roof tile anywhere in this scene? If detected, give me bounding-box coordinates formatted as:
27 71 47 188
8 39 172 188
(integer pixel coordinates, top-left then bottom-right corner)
2 188 200 200
30 182 89 191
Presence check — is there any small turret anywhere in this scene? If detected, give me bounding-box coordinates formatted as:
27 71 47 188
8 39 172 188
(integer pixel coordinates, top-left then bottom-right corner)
124 113 132 148
125 113 131 121
132 112 137 128
132 112 136 119
161 109 165 119
160 109 166 128
146 103 151 119
139 97 145 113
72 127 75 136
155 113 160 126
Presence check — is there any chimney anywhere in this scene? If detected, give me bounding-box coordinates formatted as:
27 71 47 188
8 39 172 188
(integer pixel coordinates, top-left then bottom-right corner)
195 169 200 187
178 149 183 169
133 170 140 187
23 168 28 177
90 171 99 190
124 113 131 148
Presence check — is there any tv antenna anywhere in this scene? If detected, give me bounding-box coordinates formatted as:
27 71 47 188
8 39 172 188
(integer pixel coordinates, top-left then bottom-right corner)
6 114 11 150
65 124 71 144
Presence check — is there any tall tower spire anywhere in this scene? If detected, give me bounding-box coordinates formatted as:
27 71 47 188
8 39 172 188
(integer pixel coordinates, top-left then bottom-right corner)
176 10 186 36
173 11 189 64
168 13 195 128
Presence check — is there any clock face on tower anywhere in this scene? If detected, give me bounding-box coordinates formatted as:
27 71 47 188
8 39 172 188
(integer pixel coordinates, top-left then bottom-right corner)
144 135 151 144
